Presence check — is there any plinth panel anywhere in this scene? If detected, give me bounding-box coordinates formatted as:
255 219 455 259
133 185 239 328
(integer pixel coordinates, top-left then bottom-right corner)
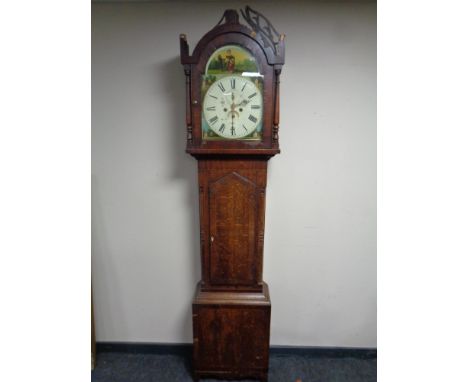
192 282 271 381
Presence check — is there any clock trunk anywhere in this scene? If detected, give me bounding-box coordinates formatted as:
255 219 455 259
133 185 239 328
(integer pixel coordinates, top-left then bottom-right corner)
198 159 266 292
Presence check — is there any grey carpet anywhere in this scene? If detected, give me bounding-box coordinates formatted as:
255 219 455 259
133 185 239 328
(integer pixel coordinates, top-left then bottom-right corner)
91 352 376 382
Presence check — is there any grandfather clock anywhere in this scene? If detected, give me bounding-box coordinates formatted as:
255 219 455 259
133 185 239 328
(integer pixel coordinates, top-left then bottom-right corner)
180 7 285 382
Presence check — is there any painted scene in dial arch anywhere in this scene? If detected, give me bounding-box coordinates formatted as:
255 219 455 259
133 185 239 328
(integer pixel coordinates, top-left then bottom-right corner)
202 45 264 140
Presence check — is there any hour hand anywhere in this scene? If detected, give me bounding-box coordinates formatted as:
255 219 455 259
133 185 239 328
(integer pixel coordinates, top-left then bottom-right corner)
235 99 250 108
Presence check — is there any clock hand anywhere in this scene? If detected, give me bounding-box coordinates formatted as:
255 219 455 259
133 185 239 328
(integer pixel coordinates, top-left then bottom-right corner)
227 94 240 120
233 99 250 108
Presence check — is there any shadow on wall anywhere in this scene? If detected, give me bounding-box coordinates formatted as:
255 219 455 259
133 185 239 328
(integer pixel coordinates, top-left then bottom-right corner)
156 56 201 341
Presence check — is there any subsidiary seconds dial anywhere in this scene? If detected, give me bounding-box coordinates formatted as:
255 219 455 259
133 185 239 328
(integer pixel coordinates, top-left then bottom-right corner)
202 75 262 139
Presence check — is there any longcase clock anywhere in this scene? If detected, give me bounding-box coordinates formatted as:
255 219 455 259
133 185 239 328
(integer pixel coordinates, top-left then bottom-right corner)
179 7 285 382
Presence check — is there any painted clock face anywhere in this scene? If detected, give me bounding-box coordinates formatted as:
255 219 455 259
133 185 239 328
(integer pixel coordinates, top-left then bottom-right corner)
202 75 263 139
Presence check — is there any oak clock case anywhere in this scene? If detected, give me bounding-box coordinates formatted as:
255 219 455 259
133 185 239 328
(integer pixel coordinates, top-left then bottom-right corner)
180 7 285 382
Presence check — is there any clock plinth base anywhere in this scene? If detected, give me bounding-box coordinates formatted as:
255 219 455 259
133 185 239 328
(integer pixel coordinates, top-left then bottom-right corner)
193 371 267 382
192 282 271 382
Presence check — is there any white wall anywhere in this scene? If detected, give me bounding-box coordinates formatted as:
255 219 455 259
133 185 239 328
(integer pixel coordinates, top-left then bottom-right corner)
92 0 376 347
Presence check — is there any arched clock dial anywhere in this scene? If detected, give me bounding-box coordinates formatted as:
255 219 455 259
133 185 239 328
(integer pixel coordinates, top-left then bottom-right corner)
202 75 263 139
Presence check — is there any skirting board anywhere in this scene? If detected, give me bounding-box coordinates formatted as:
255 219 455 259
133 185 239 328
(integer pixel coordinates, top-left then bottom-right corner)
96 342 377 359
